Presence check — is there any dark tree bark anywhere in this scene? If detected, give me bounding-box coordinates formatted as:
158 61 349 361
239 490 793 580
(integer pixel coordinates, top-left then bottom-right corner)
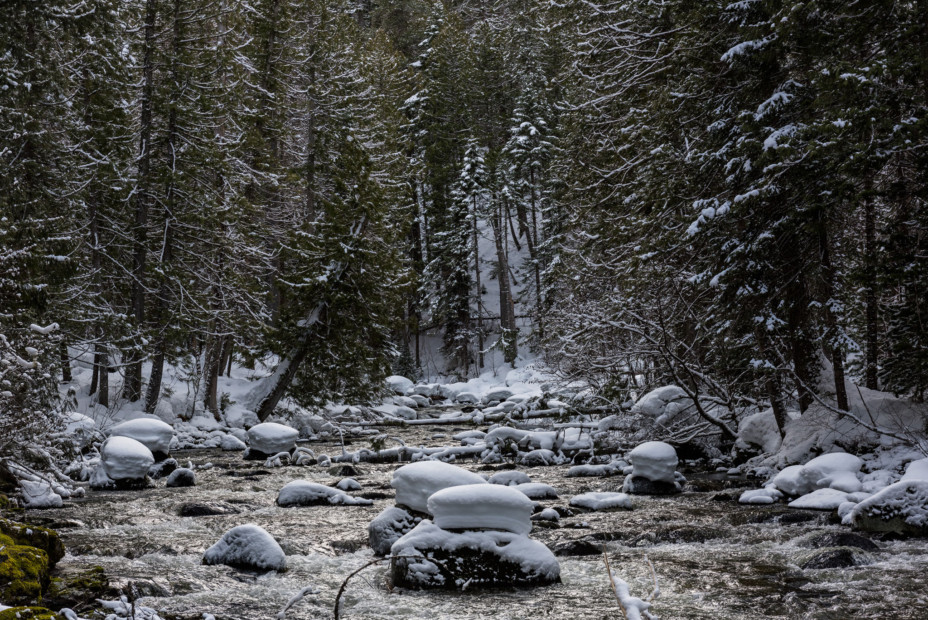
818 214 849 412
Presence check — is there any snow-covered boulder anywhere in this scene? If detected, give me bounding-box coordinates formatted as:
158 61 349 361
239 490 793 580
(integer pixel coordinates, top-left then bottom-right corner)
631 386 691 424
797 452 863 493
391 520 560 589
166 468 196 488
369 506 421 555
768 465 809 496
336 478 362 492
93 436 155 488
246 422 298 458
847 480 928 537
394 395 419 409
411 383 440 398
373 403 418 420
220 434 247 451
736 409 792 454
391 461 487 514
487 470 532 486
513 482 558 500
519 449 560 466
454 391 481 405
622 441 681 495
738 488 784 505
19 480 64 509
386 375 415 395
566 462 625 478
428 484 534 535
409 394 431 408
109 418 174 459
569 492 632 511
486 427 559 451
276 480 373 507
788 488 849 510
202 524 287 572
483 388 514 404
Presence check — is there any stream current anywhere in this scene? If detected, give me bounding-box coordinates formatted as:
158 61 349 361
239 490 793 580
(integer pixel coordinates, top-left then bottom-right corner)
27 426 928 619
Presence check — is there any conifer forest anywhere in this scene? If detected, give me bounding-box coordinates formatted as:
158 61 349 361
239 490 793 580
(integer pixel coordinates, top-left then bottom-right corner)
2 1 928 618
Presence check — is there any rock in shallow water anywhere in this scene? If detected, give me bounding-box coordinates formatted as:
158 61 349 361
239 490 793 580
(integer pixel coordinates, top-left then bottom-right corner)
622 474 681 495
165 468 196 488
276 481 373 507
798 547 873 570
202 524 286 572
177 502 241 517
849 480 928 537
390 520 560 589
368 506 421 555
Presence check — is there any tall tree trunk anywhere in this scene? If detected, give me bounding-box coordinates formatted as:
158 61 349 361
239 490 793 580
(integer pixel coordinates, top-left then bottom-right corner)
864 190 879 390
203 336 221 419
471 196 484 369
146 348 165 413
756 328 787 437
96 345 109 409
59 341 71 382
492 197 516 364
818 214 850 411
125 0 159 402
528 168 543 340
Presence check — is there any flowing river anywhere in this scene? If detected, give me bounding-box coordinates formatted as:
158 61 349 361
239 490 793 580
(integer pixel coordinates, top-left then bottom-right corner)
25 427 928 619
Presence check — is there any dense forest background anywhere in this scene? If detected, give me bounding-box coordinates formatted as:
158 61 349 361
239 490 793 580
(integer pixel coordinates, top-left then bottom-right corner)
2 0 927 434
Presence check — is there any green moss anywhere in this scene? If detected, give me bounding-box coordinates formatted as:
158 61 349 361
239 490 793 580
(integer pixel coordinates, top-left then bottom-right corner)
0 607 60 620
44 565 113 610
0 536 50 605
0 519 65 568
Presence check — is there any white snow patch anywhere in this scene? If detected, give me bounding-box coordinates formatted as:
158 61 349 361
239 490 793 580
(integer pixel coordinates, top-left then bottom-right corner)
202 524 287 572
391 461 487 513
428 484 534 535
569 492 633 511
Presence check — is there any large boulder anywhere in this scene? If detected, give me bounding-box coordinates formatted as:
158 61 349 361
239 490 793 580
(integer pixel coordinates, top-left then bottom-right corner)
390 520 560 590
246 423 298 459
427 484 534 535
391 461 486 514
386 375 414 395
569 492 633 512
165 468 196 488
109 418 174 460
92 436 155 489
368 506 421 556
848 480 928 537
202 524 287 572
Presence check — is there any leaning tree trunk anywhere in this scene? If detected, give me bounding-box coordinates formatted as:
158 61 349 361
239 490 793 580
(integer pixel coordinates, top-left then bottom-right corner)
818 213 850 412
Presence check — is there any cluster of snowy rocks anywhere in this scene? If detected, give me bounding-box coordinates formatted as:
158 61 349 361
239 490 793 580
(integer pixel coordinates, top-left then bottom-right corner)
740 451 928 537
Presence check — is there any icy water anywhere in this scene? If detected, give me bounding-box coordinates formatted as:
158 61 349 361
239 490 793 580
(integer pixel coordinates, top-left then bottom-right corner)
28 427 928 619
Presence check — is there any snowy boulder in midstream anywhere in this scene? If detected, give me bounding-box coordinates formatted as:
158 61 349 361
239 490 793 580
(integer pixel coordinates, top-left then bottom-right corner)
487 470 532 486
277 481 373 507
428 484 534 535
220 434 247 451
109 418 174 460
91 436 155 489
483 387 513 404
769 452 863 496
368 506 422 555
846 480 928 537
569 492 633 512
245 422 298 459
622 441 682 495
166 467 196 488
390 520 560 590
391 461 487 513
202 524 287 572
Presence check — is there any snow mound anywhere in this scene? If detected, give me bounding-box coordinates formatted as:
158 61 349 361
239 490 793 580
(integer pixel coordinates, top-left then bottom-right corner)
768 452 863 497
486 427 559 451
202 524 287 572
277 480 373 507
902 458 928 482
109 418 174 456
19 480 64 509
569 492 633 511
386 375 414 395
566 461 625 477
788 488 849 510
373 403 417 420
428 484 534 535
631 386 691 424
736 409 799 454
739 488 783 505
487 470 532 486
369 506 421 555
483 388 514 404
391 461 487 513
627 441 678 483
455 391 481 404
220 434 247 451
247 422 298 455
100 436 155 481
64 412 96 449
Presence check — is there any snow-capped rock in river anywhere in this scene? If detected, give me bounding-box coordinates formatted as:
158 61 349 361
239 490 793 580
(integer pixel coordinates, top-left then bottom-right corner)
487 470 532 486
623 441 682 495
220 434 247 451
769 452 863 497
202 524 287 572
369 506 421 555
246 422 298 458
391 461 487 514
390 520 560 589
428 484 534 535
569 491 633 512
94 436 155 488
166 468 196 488
276 480 373 507
19 480 64 509
846 480 928 537
109 418 174 459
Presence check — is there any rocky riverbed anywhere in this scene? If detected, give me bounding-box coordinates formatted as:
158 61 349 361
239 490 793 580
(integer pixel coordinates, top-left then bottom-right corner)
16 427 928 619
